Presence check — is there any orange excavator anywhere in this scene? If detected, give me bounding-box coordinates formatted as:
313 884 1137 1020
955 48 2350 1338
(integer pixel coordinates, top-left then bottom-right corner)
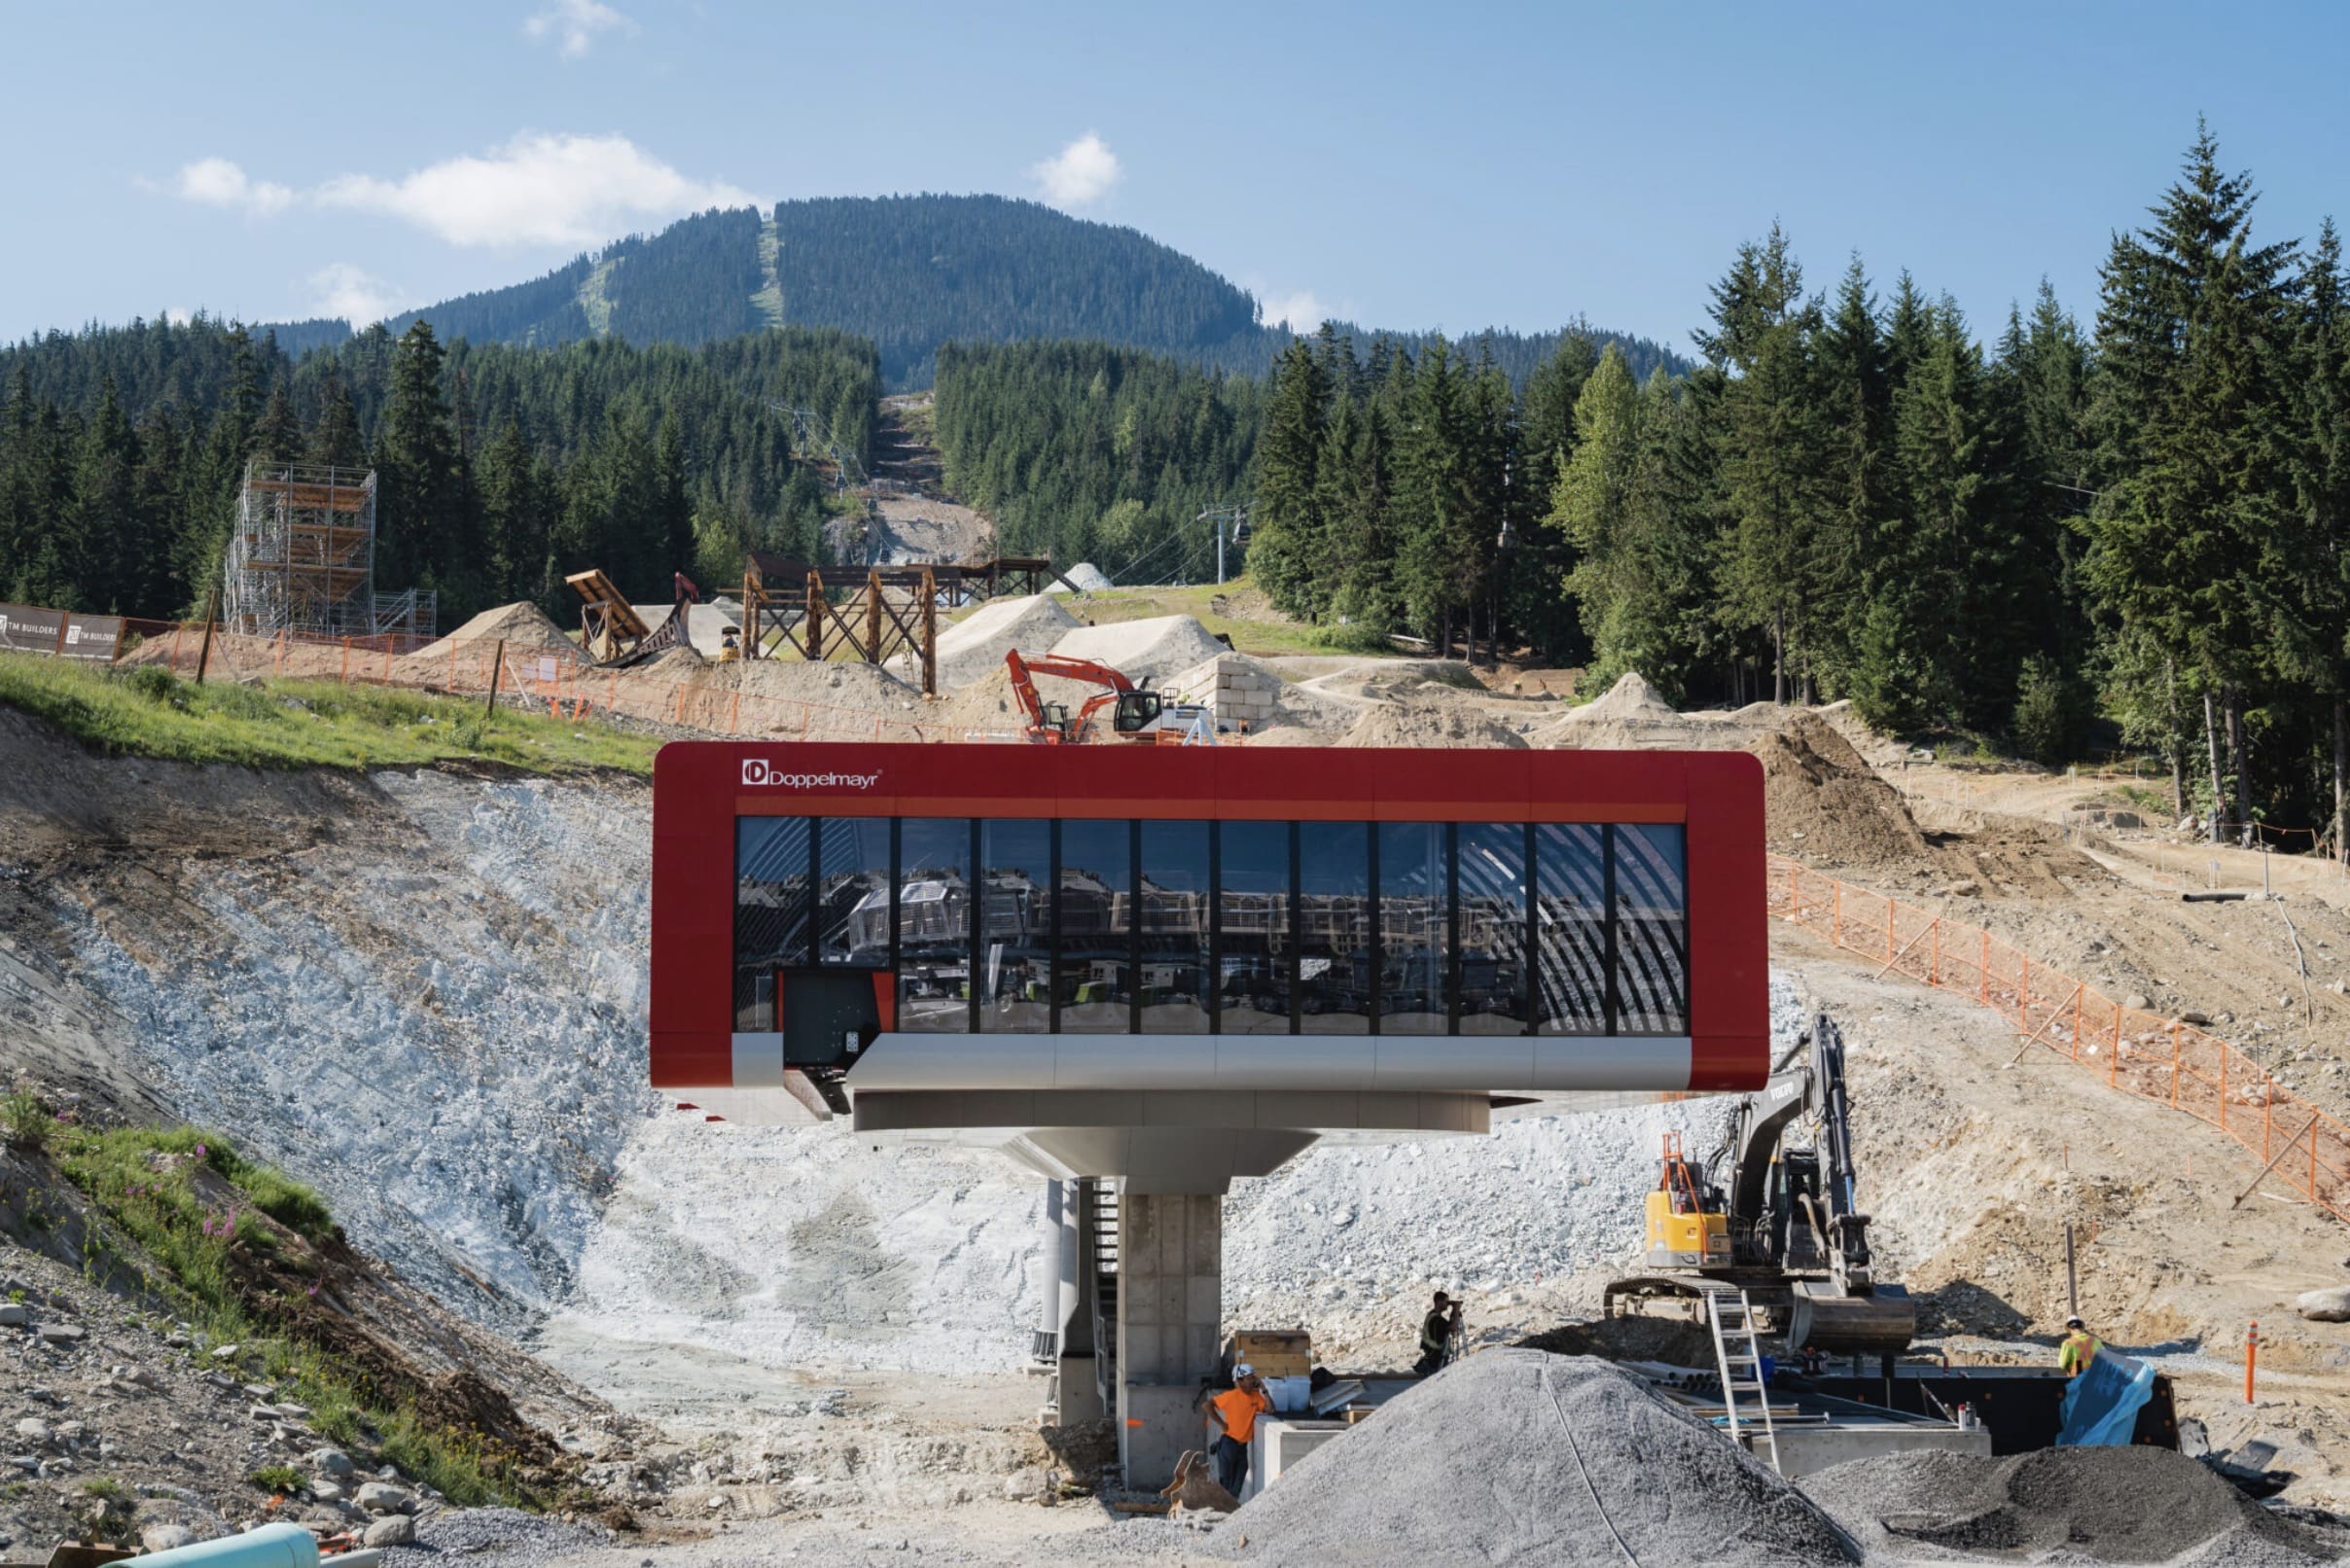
1004 649 1211 744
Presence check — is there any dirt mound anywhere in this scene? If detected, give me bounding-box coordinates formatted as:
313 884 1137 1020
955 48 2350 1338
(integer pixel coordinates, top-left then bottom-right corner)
1570 670 1677 722
1215 1350 1852 1566
1048 562 1116 592
1335 704 1528 749
415 601 581 661
1539 670 1727 750
697 658 925 739
636 644 707 680
1799 1444 2339 1563
1050 615 1229 687
1751 711 1933 867
924 593 1080 689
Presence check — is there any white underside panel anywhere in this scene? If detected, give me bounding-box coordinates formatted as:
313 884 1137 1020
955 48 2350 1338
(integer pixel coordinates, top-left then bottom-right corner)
839 1031 1692 1094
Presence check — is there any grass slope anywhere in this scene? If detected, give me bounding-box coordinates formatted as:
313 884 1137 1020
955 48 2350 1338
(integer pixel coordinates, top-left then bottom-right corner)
1048 577 1398 660
0 655 655 775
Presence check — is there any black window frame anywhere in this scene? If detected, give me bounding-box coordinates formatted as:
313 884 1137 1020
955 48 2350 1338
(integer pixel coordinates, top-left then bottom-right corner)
731 812 1691 1040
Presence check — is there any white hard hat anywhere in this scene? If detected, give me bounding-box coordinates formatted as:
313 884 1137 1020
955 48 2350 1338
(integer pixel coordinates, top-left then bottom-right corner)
1231 1362 1255 1380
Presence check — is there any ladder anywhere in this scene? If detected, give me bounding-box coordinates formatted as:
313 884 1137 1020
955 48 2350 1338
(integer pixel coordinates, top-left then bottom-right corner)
1705 1287 1780 1474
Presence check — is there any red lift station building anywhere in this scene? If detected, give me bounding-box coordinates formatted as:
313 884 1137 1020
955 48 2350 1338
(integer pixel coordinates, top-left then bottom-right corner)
649 739 1767 1481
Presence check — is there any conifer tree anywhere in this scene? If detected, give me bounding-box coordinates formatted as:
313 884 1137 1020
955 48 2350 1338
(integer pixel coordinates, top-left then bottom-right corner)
2082 125 2299 838
373 321 465 598
1249 339 1333 616
1701 226 1829 700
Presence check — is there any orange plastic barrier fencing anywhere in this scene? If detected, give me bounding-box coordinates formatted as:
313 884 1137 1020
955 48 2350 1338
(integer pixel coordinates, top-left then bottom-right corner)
1769 854 2349 1225
108 618 1022 745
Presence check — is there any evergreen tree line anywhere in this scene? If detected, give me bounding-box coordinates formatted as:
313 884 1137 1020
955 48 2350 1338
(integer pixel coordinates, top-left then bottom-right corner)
1246 325 1600 661
0 314 879 624
931 340 1266 579
1252 129 2350 844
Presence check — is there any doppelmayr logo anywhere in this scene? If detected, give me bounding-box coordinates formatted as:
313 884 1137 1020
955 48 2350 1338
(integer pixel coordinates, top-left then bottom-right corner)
741 760 881 790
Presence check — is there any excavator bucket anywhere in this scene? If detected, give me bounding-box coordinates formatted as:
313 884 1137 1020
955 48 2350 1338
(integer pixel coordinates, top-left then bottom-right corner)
1788 1280 1916 1356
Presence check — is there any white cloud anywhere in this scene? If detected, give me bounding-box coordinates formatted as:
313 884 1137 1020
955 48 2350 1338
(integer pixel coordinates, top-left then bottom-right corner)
1029 132 1121 210
525 0 634 58
150 157 294 217
307 264 405 325
311 132 761 248
1259 289 1332 334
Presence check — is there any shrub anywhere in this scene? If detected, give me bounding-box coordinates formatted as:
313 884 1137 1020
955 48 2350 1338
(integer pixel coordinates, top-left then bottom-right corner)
122 665 182 705
2012 655 2085 765
1 1089 53 1154
248 1465 304 1496
69 1477 137 1543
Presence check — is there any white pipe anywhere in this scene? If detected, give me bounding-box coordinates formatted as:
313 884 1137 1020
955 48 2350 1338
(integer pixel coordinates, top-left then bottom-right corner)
1040 1180 1065 1342
1057 1177 1081 1336
137 1523 319 1568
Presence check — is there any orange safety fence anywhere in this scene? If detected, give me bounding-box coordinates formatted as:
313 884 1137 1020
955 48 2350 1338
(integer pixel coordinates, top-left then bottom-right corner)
103 617 1023 745
1769 853 2350 1226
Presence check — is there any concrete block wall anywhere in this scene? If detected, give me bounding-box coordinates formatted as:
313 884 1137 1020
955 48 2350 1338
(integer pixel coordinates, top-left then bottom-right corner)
1117 1190 1223 1486
1171 655 1283 733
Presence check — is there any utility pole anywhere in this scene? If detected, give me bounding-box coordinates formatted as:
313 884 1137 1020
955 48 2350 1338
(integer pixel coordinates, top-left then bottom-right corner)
1194 504 1251 586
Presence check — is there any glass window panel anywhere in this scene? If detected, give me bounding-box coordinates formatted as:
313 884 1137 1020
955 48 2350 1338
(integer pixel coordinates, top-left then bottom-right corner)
1535 824 1610 1034
979 820 1052 1032
1140 821 1211 1033
732 967 772 1033
1298 822 1371 1035
1616 824 1689 1034
898 818 970 1032
1377 822 1449 1034
1220 820 1292 1035
817 818 893 965
1457 824 1530 1035
1058 820 1132 1031
735 817 811 1029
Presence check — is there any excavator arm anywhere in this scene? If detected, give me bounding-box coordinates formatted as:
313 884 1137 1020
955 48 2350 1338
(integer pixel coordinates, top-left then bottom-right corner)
1004 650 1174 742
1702 1012 1911 1354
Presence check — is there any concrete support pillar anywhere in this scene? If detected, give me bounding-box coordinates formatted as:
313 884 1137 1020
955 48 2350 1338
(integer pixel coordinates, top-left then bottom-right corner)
1116 1190 1222 1488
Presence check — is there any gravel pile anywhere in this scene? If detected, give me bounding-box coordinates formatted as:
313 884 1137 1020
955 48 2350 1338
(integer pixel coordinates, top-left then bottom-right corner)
383 1507 612 1568
1211 1350 1856 1566
1798 1445 2341 1564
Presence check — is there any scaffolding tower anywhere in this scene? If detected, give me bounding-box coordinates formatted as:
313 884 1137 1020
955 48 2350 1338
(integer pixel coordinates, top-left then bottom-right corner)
221 460 436 640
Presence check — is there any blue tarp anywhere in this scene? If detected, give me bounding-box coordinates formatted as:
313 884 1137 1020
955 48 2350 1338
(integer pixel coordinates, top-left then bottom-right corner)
2057 1348 2155 1446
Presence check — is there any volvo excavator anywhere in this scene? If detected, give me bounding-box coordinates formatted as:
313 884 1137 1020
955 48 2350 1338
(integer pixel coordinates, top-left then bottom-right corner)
1004 649 1212 745
1607 1013 1916 1355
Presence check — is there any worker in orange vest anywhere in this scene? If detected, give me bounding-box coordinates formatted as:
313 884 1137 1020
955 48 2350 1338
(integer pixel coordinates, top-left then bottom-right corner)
1207 1364 1274 1496
2059 1316 2102 1376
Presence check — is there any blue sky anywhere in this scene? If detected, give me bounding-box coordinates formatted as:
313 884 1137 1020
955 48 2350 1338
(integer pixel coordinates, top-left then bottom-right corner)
5 0 2346 351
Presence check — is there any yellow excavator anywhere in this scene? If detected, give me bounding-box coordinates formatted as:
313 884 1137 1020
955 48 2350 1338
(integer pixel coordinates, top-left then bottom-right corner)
1614 1013 1915 1355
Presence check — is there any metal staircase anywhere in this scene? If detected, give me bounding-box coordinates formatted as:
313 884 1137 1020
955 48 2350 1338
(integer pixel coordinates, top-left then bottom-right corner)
1704 1287 1781 1474
1079 1179 1121 1409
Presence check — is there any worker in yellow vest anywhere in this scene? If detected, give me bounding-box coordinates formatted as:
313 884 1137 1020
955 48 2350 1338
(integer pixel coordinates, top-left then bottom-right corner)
2059 1315 2102 1376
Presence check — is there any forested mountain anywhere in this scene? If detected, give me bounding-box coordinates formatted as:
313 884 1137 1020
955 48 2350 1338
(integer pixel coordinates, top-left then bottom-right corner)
0 315 876 622
260 195 1687 389
932 341 1265 578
